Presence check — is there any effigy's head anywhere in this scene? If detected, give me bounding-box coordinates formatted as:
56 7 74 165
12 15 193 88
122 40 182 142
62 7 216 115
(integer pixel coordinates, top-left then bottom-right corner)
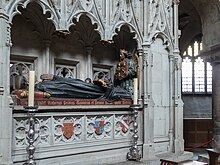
93 71 112 88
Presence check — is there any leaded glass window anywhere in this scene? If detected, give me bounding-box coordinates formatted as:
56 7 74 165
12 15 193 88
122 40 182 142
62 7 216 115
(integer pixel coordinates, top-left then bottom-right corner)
182 40 212 94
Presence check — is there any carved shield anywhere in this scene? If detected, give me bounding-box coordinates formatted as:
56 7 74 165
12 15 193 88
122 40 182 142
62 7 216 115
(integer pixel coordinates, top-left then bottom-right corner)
120 119 129 133
94 118 105 135
62 122 74 139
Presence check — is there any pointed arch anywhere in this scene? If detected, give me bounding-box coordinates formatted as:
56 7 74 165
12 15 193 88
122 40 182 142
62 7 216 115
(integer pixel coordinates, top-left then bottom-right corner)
69 14 101 47
6 0 59 29
151 31 174 53
111 21 142 49
68 11 104 39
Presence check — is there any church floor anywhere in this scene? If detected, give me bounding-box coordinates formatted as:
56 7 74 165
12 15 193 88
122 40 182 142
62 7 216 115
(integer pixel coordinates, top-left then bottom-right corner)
107 161 147 165
106 148 211 165
106 160 208 165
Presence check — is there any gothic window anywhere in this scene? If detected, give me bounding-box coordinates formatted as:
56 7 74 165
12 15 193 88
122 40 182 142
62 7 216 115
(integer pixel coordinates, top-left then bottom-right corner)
182 40 212 94
55 64 76 79
55 60 79 79
93 64 113 82
10 61 34 93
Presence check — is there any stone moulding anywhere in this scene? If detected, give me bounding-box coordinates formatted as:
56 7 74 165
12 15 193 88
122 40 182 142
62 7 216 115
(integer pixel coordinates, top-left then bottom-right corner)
14 97 132 107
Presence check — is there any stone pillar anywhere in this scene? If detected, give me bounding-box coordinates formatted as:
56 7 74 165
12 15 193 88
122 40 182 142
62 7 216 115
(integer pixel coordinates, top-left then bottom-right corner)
85 46 93 79
142 42 155 160
212 60 220 148
43 39 52 74
201 44 220 149
173 0 184 154
137 48 143 106
168 53 174 152
173 53 184 154
0 10 13 165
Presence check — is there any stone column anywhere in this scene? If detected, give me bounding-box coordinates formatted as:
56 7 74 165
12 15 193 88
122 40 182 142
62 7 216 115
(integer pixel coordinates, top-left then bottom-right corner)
168 53 174 152
85 46 93 79
201 44 220 149
0 10 13 165
43 39 52 74
173 0 184 154
212 60 220 148
137 48 143 106
173 53 184 154
142 42 155 160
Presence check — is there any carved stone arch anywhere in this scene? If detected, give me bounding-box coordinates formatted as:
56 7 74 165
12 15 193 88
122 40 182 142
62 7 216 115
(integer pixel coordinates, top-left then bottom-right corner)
6 0 59 29
68 12 104 40
69 14 101 48
151 31 173 53
111 24 139 60
10 2 57 42
111 22 142 49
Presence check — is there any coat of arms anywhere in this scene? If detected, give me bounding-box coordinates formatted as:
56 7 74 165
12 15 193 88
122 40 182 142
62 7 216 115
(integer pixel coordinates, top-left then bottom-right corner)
120 119 129 133
94 118 105 135
62 122 74 139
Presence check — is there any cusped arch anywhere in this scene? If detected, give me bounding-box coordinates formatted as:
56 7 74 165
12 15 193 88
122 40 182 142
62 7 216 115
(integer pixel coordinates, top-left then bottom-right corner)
68 11 104 39
111 21 143 49
151 31 174 53
6 0 59 29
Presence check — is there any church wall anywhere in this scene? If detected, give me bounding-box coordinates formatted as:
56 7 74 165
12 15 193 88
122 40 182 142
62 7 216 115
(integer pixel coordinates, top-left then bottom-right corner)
182 95 212 148
183 95 212 119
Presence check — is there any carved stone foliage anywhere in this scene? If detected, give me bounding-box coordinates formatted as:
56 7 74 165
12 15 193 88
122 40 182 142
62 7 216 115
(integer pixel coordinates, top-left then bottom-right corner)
14 116 50 148
13 113 133 149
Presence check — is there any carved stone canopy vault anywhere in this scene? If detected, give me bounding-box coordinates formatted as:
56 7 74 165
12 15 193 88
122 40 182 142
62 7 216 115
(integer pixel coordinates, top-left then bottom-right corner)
11 3 103 53
12 2 56 41
112 25 138 55
69 14 101 48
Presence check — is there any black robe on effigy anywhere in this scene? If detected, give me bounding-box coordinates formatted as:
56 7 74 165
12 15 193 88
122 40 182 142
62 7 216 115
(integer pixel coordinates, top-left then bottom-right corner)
35 75 131 102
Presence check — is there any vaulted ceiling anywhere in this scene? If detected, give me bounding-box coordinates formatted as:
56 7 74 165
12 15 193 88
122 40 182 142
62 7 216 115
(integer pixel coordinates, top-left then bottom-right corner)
179 0 220 55
179 0 202 55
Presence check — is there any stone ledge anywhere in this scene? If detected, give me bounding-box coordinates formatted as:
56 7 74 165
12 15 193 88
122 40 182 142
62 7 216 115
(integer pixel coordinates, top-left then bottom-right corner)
13 97 132 110
14 97 132 106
